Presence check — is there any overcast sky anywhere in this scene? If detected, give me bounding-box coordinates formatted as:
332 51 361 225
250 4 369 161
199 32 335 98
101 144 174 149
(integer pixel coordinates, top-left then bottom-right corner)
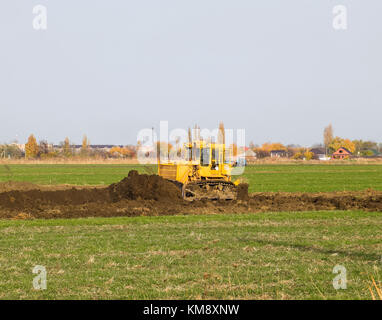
0 1 381 146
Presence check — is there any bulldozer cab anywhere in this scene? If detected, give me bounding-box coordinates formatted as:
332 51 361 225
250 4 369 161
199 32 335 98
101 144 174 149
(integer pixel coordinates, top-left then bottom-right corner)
184 141 233 175
158 139 238 200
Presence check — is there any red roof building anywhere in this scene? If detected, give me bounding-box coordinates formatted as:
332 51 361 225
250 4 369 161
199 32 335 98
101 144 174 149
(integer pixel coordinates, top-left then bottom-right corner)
332 147 352 160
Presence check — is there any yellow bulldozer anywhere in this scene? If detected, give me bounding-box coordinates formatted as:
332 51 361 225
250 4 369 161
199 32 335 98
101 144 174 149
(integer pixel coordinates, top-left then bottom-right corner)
158 126 241 200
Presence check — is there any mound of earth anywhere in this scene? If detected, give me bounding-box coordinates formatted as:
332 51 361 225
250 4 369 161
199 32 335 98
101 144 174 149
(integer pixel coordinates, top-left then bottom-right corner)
0 171 381 220
237 183 249 201
0 181 41 193
108 170 182 202
0 188 111 212
247 190 382 212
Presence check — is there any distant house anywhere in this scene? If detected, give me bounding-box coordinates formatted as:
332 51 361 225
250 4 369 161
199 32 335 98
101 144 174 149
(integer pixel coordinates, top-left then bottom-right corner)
270 150 287 158
309 147 328 161
11 143 25 152
361 149 382 158
244 149 257 163
332 147 352 160
369 149 381 156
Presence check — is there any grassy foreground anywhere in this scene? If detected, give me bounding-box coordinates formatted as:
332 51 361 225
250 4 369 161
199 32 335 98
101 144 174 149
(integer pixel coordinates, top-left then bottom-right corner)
1 163 382 193
0 211 381 299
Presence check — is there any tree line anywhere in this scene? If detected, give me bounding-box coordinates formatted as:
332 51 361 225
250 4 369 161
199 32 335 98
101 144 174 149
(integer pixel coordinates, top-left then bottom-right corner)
1 134 137 159
1 127 381 160
248 124 382 159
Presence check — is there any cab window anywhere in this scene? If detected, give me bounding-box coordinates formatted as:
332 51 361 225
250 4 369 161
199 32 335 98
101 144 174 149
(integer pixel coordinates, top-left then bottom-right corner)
201 147 210 166
184 147 192 161
193 147 200 162
224 149 232 164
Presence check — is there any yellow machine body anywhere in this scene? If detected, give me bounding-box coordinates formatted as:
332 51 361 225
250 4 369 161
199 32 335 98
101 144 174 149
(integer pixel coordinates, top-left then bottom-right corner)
158 141 239 200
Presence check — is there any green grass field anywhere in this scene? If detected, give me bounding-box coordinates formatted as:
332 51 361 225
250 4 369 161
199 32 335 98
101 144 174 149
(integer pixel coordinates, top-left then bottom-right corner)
1 163 382 192
1 164 381 299
0 211 381 299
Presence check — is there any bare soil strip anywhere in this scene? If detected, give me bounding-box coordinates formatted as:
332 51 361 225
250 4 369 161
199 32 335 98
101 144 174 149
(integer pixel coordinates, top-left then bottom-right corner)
0 171 381 220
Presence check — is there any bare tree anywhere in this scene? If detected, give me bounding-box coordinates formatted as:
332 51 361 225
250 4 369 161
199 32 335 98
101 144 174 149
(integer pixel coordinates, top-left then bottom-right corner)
39 140 49 155
218 122 225 145
323 124 334 155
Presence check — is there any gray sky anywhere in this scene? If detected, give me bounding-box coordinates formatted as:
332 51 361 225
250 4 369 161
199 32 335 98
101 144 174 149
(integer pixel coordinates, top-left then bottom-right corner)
0 1 381 146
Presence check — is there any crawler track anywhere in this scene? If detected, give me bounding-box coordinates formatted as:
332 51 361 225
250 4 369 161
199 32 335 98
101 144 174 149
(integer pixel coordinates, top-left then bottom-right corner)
183 180 237 201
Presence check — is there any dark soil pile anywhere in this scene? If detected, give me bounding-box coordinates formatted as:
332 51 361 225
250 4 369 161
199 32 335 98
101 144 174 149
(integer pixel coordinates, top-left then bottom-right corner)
237 183 249 201
108 170 182 202
0 171 381 220
0 188 110 212
247 191 382 212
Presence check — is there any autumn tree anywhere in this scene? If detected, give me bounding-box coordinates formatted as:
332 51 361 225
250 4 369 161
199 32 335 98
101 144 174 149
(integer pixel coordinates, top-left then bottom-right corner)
293 152 303 160
328 137 356 154
304 151 314 161
81 135 90 157
109 146 122 156
323 124 334 154
254 142 287 159
109 146 135 158
25 134 39 158
261 143 286 152
352 140 378 156
62 137 72 157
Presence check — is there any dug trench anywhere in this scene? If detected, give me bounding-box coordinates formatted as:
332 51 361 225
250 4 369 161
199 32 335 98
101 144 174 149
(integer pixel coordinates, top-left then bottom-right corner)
0 171 381 220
